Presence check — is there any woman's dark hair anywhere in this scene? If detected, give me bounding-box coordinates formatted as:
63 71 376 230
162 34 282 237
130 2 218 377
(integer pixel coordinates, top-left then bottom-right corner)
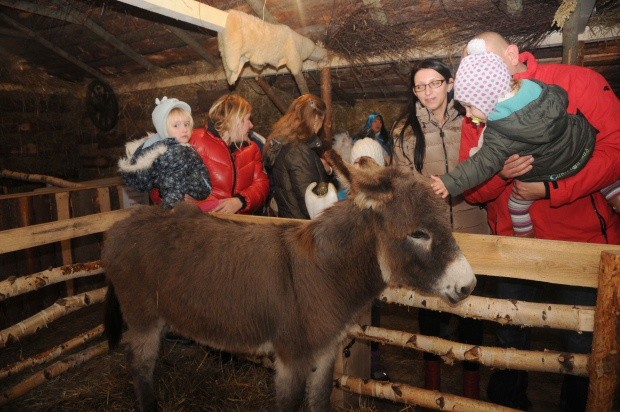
391 58 463 172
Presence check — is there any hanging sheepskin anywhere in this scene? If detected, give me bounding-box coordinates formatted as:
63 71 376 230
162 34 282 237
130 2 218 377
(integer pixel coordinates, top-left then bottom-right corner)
218 10 326 85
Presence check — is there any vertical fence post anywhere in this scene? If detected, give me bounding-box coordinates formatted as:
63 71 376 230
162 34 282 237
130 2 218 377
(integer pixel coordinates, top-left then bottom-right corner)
587 250 620 411
331 306 371 409
54 192 74 296
320 66 333 147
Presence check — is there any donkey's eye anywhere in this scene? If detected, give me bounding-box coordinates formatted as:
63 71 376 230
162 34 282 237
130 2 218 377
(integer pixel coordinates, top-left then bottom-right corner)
410 230 430 240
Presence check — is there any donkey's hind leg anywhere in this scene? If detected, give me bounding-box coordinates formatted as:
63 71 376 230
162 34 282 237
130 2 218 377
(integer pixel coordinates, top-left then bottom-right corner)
125 319 165 412
273 355 309 411
306 344 338 412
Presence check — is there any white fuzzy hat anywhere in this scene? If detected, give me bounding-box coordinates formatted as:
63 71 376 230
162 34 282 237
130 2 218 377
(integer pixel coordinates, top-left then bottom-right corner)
454 39 512 116
350 137 385 166
152 96 191 138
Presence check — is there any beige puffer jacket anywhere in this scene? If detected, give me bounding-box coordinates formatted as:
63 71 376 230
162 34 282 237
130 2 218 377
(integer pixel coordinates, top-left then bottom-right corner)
392 100 490 235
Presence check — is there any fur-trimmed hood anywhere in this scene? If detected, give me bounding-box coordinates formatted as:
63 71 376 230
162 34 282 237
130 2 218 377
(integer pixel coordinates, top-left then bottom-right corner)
118 133 180 174
118 133 212 208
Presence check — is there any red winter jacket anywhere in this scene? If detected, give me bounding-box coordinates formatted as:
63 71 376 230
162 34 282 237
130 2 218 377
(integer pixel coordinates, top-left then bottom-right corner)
460 52 619 244
190 127 269 214
151 127 270 214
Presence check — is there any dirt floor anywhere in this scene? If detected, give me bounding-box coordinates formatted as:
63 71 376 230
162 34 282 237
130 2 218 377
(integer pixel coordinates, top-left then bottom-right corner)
1 300 567 412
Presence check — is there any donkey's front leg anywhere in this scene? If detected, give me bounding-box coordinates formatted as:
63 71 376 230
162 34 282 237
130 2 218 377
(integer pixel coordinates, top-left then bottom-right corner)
306 344 338 412
274 355 309 411
125 320 164 412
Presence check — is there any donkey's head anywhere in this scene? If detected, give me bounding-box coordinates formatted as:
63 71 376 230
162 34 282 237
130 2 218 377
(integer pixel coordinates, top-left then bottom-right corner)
325 150 476 303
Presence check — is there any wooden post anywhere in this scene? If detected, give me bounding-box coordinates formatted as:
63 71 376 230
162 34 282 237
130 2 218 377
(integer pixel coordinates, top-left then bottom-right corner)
95 188 112 213
320 66 334 147
293 72 310 95
332 306 371 409
254 76 288 114
562 2 580 65
587 250 620 411
55 192 74 296
17 197 37 275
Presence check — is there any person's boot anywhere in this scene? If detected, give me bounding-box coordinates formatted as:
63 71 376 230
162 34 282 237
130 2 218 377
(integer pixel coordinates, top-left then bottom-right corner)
424 359 441 391
462 369 480 399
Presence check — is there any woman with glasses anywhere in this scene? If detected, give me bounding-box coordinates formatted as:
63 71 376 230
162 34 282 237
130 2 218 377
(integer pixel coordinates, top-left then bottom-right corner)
391 58 489 399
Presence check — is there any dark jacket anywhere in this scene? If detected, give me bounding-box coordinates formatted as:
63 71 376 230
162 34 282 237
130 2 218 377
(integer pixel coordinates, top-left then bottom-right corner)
119 134 212 209
263 135 329 219
443 80 597 196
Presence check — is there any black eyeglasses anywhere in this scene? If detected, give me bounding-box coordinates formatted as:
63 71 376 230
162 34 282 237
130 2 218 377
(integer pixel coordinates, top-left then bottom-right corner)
413 79 446 92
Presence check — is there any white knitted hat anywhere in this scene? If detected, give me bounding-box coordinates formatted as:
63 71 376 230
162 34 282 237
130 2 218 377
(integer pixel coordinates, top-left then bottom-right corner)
454 39 512 116
351 137 386 166
152 96 191 138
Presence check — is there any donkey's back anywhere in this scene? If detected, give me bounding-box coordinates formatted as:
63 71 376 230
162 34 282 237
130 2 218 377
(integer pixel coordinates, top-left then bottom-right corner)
103 204 299 352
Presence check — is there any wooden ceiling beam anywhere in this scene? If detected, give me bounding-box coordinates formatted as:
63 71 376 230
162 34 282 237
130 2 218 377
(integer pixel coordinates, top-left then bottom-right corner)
167 26 218 68
0 0 157 71
0 13 110 84
117 0 228 33
244 0 277 24
254 76 288 114
0 27 27 38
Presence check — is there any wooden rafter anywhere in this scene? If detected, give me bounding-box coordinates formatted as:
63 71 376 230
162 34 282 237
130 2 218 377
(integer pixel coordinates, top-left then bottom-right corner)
0 0 157 71
117 0 228 33
244 0 278 24
254 76 288 114
167 26 218 68
0 13 109 84
293 72 310 95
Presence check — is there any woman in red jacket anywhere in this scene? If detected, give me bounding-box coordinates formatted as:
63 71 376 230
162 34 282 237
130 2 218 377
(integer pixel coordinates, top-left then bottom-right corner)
151 94 269 214
188 94 269 214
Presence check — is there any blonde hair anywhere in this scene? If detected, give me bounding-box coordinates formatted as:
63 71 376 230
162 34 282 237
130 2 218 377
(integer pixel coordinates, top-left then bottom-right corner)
167 107 194 130
208 94 252 142
267 94 326 144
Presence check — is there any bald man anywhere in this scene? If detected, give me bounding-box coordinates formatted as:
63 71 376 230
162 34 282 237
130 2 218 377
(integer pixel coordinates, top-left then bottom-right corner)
458 32 619 411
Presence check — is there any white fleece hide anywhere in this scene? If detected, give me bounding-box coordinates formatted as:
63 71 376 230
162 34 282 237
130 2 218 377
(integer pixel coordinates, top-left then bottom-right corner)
218 10 324 84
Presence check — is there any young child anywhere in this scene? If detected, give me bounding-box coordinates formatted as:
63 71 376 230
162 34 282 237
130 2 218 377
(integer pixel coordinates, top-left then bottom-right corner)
431 39 619 237
119 97 212 209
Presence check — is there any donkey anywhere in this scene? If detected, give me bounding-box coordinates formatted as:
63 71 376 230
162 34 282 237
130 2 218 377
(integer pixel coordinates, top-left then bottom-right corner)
103 149 476 412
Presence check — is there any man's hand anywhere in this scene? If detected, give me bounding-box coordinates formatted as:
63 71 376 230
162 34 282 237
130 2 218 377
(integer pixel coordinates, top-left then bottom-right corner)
512 181 546 201
211 197 243 214
430 175 449 199
500 154 534 179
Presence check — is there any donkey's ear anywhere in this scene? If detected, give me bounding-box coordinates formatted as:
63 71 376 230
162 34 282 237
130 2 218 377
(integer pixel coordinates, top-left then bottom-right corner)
324 149 394 210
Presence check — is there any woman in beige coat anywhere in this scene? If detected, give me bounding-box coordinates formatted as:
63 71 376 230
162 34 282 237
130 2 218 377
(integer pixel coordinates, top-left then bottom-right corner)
392 58 489 399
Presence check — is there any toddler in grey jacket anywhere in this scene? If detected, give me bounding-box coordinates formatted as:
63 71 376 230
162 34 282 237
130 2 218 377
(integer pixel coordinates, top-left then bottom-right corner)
119 97 212 209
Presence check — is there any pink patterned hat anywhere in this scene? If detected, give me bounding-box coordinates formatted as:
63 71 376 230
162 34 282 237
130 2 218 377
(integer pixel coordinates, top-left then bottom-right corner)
454 40 512 116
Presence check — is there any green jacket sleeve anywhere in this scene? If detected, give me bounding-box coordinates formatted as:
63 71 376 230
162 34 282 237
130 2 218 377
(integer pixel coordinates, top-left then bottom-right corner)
441 129 512 196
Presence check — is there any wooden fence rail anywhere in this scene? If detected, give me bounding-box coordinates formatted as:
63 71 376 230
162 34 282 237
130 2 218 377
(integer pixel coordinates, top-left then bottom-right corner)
0 187 618 411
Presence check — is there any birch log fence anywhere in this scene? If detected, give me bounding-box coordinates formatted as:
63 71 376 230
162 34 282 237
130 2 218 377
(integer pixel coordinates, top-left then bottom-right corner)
0 181 618 411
